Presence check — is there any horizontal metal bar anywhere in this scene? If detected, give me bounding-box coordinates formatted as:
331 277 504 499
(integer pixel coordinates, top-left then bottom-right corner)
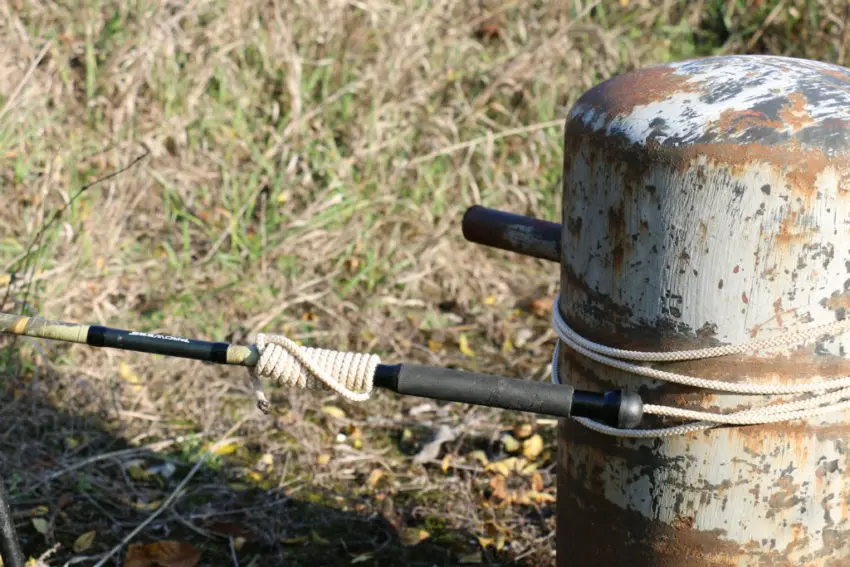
462 205 562 262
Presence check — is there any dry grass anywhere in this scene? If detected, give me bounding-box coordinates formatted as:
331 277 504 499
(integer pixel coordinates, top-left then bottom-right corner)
1 0 849 565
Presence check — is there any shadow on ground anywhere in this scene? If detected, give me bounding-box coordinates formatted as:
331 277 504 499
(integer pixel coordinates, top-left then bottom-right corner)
0 352 542 567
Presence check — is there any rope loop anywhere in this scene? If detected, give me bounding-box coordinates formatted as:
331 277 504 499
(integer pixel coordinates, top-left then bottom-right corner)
251 333 380 413
550 294 850 438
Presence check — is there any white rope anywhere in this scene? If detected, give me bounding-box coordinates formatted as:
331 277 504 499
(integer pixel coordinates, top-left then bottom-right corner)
251 333 380 412
550 294 850 437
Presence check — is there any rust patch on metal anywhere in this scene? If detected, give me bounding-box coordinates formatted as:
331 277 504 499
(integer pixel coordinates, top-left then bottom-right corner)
778 92 815 131
577 64 702 119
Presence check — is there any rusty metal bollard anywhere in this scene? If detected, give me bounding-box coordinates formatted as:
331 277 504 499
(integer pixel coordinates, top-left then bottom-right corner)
556 55 850 565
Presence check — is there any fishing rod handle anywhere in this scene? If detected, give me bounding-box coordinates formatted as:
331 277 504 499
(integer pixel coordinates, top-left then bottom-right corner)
375 363 643 428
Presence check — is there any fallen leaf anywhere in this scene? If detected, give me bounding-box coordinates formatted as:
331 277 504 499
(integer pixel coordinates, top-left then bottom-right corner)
321 405 346 419
211 441 240 456
141 541 200 567
427 339 443 352
458 334 475 358
73 530 96 553
441 454 453 472
500 337 514 354
279 535 308 546
522 434 544 461
31 518 49 535
531 472 545 492
256 453 274 472
232 536 246 551
122 544 153 567
486 457 519 477
366 469 384 488
400 528 430 546
119 361 144 394
483 295 497 305
467 450 489 466
529 295 555 317
500 434 520 453
30 506 48 517
316 454 332 466
489 475 508 501
350 553 374 563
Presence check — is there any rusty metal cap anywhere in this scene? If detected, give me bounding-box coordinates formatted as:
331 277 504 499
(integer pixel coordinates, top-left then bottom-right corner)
565 55 850 197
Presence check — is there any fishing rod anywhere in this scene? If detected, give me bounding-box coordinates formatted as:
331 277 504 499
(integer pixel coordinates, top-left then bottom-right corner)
0 311 644 428
0 204 642 567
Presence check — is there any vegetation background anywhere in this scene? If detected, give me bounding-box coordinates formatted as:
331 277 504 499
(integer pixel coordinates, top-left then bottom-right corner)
1 0 848 565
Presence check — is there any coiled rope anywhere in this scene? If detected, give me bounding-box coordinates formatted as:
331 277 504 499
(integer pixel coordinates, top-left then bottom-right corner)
252 333 380 413
550 294 850 437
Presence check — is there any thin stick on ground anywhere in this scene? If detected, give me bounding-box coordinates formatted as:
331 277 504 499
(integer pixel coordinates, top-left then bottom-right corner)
91 415 251 567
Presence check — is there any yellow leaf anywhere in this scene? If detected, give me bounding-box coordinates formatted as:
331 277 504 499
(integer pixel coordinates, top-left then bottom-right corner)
526 490 556 504
320 405 346 419
467 450 489 466
310 530 330 545
32 518 49 535
500 337 514 354
483 295 496 305
119 361 143 394
486 457 518 477
245 471 263 483
212 441 240 456
30 506 48 517
521 460 538 475
427 339 443 352
316 454 331 466
522 434 544 461
366 469 384 488
458 334 475 358
232 537 246 551
401 528 430 545
477 536 495 549
257 453 274 472
280 535 308 545
500 434 520 453
95 257 105 271
441 454 453 472
74 530 97 553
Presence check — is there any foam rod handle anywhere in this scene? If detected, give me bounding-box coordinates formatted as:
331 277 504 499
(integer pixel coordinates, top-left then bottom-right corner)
391 364 575 418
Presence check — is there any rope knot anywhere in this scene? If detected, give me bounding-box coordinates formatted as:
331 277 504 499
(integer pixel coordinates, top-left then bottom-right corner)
251 333 380 414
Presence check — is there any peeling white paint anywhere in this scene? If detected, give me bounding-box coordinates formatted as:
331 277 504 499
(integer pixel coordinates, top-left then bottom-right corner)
568 55 850 147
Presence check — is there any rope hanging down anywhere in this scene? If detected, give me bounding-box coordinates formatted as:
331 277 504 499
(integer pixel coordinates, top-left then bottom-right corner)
550 294 850 438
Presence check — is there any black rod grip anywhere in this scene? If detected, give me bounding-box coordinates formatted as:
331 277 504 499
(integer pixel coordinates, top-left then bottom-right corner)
462 205 562 262
391 364 575 418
